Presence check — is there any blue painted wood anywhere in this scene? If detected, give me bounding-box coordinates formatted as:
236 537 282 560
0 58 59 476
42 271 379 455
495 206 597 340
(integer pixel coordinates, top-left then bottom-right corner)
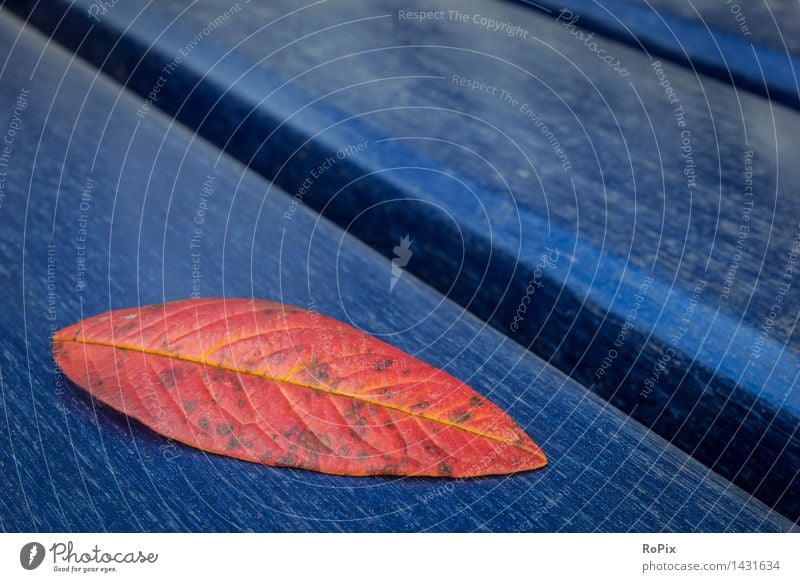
0 10 795 532
639 0 800 55
5 0 799 520
508 0 800 110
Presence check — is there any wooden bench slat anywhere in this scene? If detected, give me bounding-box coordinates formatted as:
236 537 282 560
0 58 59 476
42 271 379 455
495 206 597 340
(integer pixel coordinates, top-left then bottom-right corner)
508 0 800 110
625 0 800 56
0 10 794 532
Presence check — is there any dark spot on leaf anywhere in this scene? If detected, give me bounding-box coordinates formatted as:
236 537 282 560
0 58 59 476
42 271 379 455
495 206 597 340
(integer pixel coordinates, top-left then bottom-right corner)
448 410 471 424
182 400 198 413
415 400 430 410
277 453 297 466
198 417 210 432
158 370 177 388
343 401 365 420
373 359 394 371
226 436 240 451
298 430 331 454
210 370 228 383
236 397 246 409
293 344 305 352
358 450 369 460
243 358 260 370
469 396 484 408
216 423 233 435
437 462 453 476
303 359 330 382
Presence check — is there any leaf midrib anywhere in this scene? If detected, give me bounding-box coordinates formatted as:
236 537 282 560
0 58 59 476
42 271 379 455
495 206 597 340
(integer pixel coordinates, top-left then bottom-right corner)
56 336 540 456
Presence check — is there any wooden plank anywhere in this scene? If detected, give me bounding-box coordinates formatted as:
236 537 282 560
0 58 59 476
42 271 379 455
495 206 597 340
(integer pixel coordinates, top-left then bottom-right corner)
0 10 794 532
634 0 800 55
507 0 800 110
5 0 798 520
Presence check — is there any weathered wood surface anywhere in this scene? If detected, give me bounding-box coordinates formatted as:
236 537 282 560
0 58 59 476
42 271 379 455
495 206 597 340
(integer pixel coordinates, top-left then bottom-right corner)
510 0 800 109
0 10 794 532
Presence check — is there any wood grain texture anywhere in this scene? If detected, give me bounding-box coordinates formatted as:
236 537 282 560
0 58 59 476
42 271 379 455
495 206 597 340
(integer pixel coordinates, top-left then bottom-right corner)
0 10 794 532
7 0 798 519
509 0 800 109
633 0 800 55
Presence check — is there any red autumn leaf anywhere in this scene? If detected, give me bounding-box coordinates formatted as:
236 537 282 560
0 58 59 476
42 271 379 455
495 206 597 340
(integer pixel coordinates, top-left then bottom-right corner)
52 298 546 477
